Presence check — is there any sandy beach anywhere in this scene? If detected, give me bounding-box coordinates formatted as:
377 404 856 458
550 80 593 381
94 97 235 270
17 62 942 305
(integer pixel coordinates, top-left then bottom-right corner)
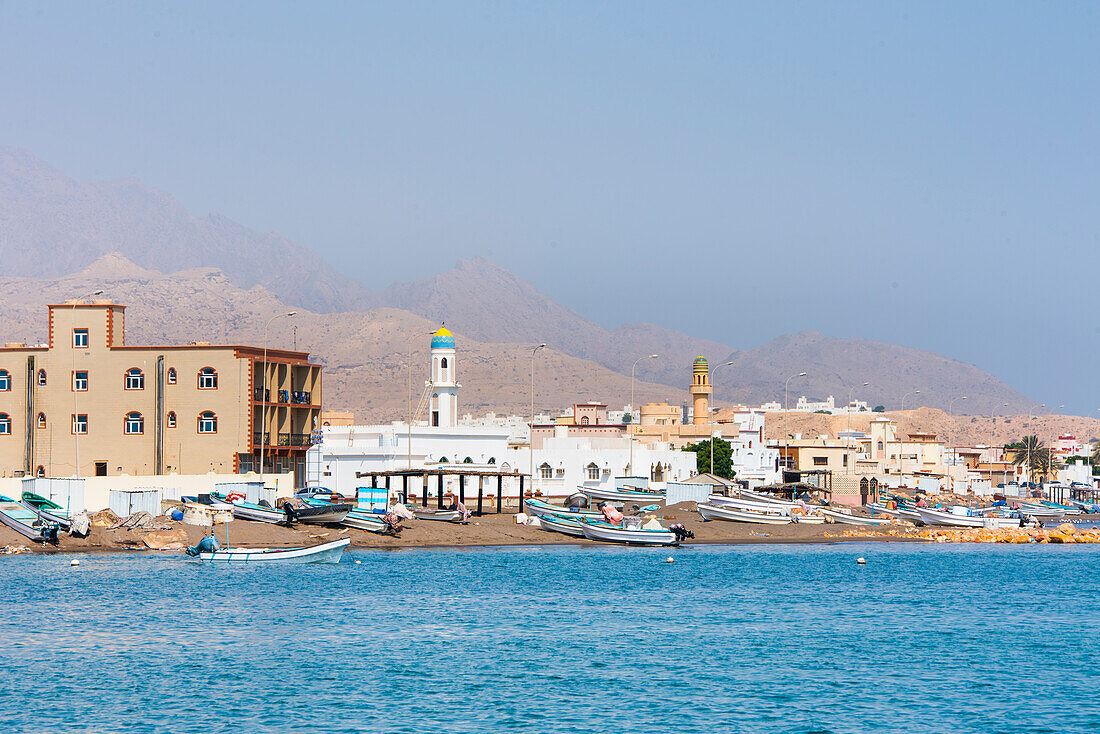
0 502 922 554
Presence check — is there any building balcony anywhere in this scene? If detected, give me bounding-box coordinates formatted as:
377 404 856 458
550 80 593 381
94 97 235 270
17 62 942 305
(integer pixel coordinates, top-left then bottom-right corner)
251 432 313 449
252 388 315 406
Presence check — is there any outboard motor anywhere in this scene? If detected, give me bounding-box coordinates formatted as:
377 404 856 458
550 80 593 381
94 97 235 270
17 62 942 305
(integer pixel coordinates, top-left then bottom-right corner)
39 523 59 546
282 502 299 525
668 523 695 542
185 534 221 557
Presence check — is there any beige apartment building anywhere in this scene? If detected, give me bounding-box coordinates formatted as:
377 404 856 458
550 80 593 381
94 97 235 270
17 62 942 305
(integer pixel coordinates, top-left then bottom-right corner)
0 302 322 485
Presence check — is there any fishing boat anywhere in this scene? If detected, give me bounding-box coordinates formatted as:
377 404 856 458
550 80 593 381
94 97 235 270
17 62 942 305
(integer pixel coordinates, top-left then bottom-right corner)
412 508 463 522
706 495 794 514
697 502 791 525
307 500 388 533
578 518 682 546
210 492 350 525
579 486 665 504
738 489 801 510
538 514 586 537
0 495 56 542
791 512 825 525
819 507 896 526
523 498 603 521
191 538 350 564
874 504 925 525
20 491 73 530
915 507 1021 529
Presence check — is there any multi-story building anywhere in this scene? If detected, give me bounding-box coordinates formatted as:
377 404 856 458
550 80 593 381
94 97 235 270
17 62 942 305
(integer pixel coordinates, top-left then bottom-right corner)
0 301 321 485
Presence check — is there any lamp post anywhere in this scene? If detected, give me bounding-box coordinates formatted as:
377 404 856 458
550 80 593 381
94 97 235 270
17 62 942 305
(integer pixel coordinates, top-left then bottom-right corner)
900 389 921 412
846 382 869 474
628 354 658 477
784 372 807 412
260 311 296 483
989 402 1008 492
947 396 967 491
530 344 546 495
71 289 104 478
709 361 735 477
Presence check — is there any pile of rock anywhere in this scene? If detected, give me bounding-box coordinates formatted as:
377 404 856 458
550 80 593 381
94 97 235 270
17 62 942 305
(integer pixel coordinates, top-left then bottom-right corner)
915 523 1100 544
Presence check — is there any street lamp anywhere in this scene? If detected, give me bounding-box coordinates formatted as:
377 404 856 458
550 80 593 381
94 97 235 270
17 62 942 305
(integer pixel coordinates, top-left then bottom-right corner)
628 354 658 477
946 396 967 491
900 390 921 412
709 361 736 477
72 289 104 478
784 372 807 412
530 344 546 496
948 396 968 416
259 311 297 482
989 402 1008 492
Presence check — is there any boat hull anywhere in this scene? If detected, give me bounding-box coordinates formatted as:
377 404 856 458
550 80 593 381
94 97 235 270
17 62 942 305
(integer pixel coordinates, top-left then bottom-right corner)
413 509 463 522
580 487 665 504
915 508 1021 528
538 515 586 537
820 508 895 526
21 493 73 530
697 503 790 525
198 538 350 564
791 513 825 524
579 520 678 546
523 499 603 521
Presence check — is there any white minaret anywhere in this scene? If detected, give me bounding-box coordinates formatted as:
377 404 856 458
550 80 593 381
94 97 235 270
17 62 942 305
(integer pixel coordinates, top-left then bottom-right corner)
429 326 458 428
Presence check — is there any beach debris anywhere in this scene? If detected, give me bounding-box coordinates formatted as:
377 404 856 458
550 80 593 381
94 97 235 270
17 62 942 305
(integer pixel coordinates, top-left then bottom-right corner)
90 509 121 527
856 557 866 565
140 528 189 550
109 512 172 531
69 511 91 538
1 544 31 555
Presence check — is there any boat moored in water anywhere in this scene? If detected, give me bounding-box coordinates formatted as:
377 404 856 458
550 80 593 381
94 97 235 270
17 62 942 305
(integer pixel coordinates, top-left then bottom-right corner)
190 537 350 564
577 516 687 546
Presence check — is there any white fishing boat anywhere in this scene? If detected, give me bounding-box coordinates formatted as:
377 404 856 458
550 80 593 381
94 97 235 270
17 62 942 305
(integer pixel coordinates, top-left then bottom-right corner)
875 505 924 525
523 498 603 521
706 495 793 514
578 518 681 546
819 507 896 526
0 495 56 542
739 489 801 510
697 502 791 525
791 512 825 525
412 508 463 522
538 515 586 537
193 538 350 564
579 486 665 504
915 507 1021 529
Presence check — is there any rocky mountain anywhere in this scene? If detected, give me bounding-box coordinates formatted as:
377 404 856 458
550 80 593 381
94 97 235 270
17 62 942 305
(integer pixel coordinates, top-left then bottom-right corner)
0 256 684 420
0 147 371 313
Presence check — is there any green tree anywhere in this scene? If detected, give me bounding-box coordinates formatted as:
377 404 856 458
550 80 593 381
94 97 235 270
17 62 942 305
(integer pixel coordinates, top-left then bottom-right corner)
682 438 735 479
1008 435 1055 480
872 405 886 413
622 412 633 425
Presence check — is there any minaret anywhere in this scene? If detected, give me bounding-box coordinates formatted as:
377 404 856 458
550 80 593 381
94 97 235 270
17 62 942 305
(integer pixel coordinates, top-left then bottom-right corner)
689 356 712 426
429 326 458 428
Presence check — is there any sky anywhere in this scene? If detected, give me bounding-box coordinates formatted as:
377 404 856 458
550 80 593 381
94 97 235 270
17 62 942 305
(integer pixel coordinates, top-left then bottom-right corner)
0 1 1097 415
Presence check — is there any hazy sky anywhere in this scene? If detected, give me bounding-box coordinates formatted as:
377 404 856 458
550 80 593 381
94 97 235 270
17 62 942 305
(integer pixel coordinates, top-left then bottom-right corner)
1 2 1097 415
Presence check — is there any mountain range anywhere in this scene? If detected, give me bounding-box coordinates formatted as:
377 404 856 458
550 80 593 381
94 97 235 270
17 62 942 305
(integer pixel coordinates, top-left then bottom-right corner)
0 147 1039 416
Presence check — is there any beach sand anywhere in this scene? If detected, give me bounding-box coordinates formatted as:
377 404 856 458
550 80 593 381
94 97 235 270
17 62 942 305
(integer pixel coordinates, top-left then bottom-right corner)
0 501 920 553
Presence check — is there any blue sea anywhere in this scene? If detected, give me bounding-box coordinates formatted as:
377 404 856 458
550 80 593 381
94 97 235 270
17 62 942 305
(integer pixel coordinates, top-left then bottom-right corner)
1 544 1098 733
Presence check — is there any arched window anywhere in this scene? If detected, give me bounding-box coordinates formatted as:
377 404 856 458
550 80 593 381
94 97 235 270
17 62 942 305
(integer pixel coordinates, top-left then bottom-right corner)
580 416 590 425
441 357 448 369
167 367 177 385
0 370 10 392
198 368 218 390
539 462 553 479
125 368 144 390
36 412 45 429
0 413 10 434
877 441 884 452
124 411 144 435
488 457 496 464
37 369 46 386
198 411 217 434
463 456 473 464
166 411 177 429
586 462 600 481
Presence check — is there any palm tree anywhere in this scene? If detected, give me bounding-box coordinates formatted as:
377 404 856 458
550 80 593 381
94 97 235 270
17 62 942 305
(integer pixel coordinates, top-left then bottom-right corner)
1009 435 1053 482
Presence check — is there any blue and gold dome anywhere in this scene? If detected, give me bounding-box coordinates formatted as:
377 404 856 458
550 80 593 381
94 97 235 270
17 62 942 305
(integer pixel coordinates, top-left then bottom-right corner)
431 326 456 350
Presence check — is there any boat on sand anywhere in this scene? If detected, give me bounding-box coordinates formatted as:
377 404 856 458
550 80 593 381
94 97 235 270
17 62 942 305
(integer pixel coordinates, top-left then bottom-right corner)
697 502 790 525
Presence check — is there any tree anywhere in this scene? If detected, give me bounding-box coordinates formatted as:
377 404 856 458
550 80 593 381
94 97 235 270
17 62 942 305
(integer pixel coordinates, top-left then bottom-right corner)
682 438 735 479
872 405 886 413
622 412 633 425
1008 435 1055 481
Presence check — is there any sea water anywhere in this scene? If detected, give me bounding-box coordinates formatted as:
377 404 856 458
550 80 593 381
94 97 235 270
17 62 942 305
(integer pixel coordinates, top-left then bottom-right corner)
0 543 1097 734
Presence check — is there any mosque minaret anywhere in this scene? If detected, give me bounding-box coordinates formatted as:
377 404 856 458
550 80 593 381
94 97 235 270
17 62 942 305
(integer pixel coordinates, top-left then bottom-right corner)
689 355 712 426
428 325 459 428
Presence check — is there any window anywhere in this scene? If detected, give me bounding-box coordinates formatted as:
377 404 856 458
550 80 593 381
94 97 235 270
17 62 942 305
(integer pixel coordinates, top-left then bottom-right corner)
71 414 88 435
36 413 45 429
441 357 448 369
73 328 89 348
586 462 600 481
198 367 218 389
72 371 88 391
166 411 177 428
0 370 9 391
95 461 107 477
539 463 553 479
124 411 144 435
37 369 46 386
36 466 44 478
580 416 590 425
167 367 177 385
0 413 9 434
125 368 144 390
877 440 884 452
813 456 828 467
843 454 849 468
198 411 217 434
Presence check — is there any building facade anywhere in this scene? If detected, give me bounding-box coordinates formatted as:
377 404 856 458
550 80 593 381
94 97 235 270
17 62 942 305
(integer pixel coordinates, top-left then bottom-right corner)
0 302 321 484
